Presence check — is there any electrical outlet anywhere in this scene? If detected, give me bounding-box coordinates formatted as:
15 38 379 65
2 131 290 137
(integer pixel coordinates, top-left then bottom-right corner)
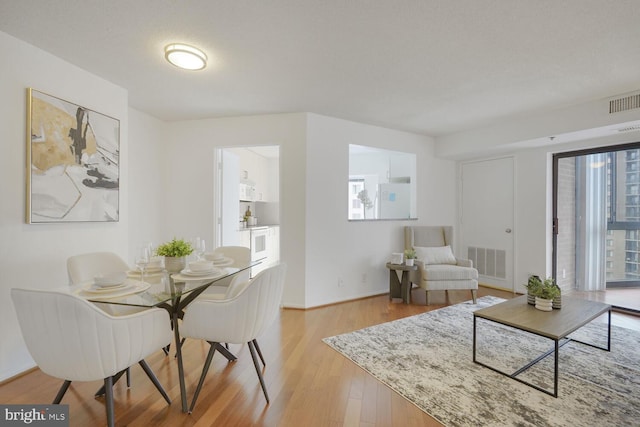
562 269 566 279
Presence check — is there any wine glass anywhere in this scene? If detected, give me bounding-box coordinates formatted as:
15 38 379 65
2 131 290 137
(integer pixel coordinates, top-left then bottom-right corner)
135 246 151 284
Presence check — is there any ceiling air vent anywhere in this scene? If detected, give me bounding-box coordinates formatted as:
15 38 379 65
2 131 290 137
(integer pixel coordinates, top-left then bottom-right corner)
617 125 640 133
609 94 640 114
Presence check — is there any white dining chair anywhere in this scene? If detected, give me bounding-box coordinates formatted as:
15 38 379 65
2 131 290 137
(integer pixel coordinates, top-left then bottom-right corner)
198 246 251 299
180 262 286 413
11 288 173 427
67 251 130 285
67 251 139 386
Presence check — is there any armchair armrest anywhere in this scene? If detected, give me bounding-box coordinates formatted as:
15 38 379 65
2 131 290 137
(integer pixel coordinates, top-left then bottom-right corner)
456 258 473 268
410 260 424 284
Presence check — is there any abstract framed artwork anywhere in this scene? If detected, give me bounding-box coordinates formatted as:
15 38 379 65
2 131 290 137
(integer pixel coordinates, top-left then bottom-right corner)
26 88 120 223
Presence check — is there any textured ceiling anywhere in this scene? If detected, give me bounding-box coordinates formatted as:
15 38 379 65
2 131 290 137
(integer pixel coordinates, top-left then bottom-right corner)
1 0 639 136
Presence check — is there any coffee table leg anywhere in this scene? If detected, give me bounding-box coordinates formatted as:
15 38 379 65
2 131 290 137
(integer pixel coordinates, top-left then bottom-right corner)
553 339 559 398
473 316 477 362
607 309 611 351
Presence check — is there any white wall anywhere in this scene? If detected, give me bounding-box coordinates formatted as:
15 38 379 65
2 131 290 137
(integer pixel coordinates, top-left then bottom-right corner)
305 114 457 307
456 126 640 295
0 31 129 380
160 113 457 309
162 114 308 307
127 108 167 257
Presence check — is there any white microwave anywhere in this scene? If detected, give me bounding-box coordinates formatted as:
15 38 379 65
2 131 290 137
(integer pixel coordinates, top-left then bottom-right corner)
239 183 255 201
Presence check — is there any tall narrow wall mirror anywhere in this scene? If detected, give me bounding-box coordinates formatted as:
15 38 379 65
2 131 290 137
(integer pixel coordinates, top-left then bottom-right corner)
348 144 417 220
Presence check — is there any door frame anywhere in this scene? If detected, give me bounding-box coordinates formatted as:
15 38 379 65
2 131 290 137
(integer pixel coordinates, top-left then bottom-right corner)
552 140 640 285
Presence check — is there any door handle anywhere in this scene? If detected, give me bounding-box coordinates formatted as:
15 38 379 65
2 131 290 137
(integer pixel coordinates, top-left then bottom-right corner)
505 228 512 233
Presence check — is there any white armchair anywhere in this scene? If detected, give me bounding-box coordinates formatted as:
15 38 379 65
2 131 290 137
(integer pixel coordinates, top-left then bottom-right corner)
11 288 172 427
180 263 287 413
405 226 478 305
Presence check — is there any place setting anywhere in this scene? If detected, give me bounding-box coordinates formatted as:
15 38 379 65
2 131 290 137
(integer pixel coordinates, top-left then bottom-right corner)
174 259 224 281
203 251 235 267
76 271 151 300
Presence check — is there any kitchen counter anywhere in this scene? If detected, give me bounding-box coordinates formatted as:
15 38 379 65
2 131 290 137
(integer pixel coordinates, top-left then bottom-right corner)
238 224 279 231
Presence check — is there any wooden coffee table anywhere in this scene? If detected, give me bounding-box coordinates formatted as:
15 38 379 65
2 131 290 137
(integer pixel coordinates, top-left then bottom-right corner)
473 295 611 397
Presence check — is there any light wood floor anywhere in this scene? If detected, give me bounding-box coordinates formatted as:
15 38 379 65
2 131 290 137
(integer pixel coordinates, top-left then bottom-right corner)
2 286 639 426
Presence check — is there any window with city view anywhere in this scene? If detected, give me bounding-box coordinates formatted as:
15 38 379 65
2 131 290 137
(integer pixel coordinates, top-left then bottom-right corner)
606 149 640 285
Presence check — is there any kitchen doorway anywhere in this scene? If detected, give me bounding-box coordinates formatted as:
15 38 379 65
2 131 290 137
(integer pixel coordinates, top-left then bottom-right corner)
214 146 280 277
553 142 640 313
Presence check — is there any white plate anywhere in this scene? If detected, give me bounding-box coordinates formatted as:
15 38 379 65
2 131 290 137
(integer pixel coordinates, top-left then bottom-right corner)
212 257 234 267
79 281 151 299
94 271 127 287
127 268 163 277
88 283 129 293
180 267 222 277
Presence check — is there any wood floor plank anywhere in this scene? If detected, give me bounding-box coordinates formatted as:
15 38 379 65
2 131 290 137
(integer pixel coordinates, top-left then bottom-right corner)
2 286 638 426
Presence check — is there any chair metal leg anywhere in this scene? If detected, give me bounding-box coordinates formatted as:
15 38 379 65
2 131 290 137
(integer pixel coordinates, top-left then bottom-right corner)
425 290 430 305
53 380 71 404
104 376 115 427
471 289 477 303
95 369 127 397
252 339 266 367
188 342 218 414
174 337 186 358
138 360 171 405
248 340 269 403
126 367 131 387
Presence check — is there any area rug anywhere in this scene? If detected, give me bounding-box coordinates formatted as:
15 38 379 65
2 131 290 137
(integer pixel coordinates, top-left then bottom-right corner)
322 296 640 427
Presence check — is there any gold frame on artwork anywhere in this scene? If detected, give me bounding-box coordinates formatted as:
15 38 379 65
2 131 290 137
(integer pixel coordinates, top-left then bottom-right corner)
26 88 120 223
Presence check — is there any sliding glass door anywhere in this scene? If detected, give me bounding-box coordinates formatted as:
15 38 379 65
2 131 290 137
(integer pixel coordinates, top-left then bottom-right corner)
553 142 640 312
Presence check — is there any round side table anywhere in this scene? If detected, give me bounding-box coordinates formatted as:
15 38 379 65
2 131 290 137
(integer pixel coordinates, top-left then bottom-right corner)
385 262 418 304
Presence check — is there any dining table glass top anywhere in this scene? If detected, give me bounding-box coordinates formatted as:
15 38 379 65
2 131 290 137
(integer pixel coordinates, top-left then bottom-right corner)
68 262 258 308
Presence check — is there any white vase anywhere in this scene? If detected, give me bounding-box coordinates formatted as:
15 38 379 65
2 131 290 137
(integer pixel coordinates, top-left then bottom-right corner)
405 259 414 266
164 256 186 273
535 297 553 311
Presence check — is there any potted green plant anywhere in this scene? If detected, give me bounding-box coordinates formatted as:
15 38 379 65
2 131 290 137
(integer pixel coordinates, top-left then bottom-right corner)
156 238 193 273
528 276 560 312
525 275 542 305
404 248 417 266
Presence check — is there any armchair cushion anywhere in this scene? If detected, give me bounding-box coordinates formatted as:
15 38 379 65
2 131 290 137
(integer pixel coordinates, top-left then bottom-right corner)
422 264 478 281
415 245 457 265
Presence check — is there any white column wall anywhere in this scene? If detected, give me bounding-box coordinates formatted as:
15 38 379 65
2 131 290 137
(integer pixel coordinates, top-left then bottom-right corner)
305 114 457 307
127 108 167 258
162 114 308 308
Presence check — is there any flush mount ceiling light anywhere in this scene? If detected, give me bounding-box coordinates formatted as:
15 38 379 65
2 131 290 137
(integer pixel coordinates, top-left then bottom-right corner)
164 43 207 70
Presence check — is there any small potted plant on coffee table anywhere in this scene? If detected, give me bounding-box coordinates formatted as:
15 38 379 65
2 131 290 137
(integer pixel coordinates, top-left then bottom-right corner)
156 238 193 273
529 277 560 312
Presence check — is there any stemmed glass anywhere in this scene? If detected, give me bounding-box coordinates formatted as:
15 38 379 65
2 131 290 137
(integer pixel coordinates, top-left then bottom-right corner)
135 246 151 284
193 237 206 261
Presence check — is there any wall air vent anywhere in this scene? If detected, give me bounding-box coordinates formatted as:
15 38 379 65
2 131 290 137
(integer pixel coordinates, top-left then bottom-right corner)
609 94 640 114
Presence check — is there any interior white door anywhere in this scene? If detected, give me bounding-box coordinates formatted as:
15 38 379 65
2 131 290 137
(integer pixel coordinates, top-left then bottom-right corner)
461 157 514 290
220 150 240 246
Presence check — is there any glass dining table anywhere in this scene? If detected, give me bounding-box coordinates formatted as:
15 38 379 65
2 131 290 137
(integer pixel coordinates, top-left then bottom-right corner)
68 261 259 413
